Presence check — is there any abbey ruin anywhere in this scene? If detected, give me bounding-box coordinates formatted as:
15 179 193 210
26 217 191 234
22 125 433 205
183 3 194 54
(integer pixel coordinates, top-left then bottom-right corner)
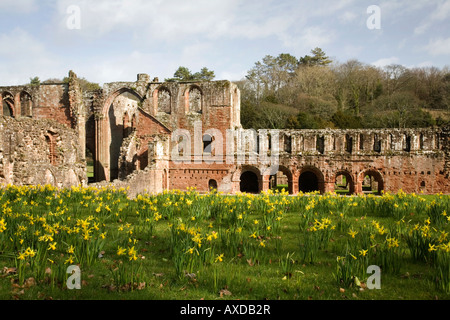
0 71 449 196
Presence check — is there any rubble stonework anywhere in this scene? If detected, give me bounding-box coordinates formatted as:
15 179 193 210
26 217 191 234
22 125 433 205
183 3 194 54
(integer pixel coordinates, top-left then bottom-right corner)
0 71 448 196
0 117 86 187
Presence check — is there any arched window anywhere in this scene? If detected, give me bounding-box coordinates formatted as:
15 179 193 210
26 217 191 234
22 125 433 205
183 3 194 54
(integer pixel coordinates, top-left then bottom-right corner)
20 91 32 117
45 132 58 166
189 87 202 113
2 92 14 117
157 88 171 114
203 134 213 154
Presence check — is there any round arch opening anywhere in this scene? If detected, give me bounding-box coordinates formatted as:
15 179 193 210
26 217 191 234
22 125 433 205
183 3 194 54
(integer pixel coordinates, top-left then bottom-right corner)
208 179 218 191
240 171 260 194
334 171 355 195
269 166 293 194
361 170 384 195
298 168 324 194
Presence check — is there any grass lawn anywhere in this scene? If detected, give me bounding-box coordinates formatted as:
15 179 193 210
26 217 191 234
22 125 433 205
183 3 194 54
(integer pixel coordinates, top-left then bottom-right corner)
0 185 449 301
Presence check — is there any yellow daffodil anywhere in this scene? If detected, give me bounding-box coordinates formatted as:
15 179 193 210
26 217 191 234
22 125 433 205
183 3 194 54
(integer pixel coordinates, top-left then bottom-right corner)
359 249 368 257
348 229 358 238
117 246 126 256
48 242 57 251
215 254 224 263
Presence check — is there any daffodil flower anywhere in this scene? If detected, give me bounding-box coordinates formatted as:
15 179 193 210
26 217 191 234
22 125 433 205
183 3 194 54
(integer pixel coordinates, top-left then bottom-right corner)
359 249 368 257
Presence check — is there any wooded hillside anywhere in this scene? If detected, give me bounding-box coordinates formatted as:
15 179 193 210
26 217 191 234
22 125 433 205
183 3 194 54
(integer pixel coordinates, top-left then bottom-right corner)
237 48 450 130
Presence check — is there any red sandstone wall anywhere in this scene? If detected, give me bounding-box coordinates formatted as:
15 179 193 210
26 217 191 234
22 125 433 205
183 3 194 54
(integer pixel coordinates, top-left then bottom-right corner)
33 84 74 128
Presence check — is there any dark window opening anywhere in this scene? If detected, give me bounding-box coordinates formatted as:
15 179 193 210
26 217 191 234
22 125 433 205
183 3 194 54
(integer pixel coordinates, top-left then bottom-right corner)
209 179 218 191
316 136 325 154
404 135 411 152
373 135 381 153
345 134 353 154
284 135 292 153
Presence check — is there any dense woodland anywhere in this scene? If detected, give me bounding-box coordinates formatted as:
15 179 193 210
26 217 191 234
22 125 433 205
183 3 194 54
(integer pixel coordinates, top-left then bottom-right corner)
236 48 450 130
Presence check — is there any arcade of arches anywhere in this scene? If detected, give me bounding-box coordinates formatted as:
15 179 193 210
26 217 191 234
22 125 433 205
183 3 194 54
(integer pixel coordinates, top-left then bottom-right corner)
239 166 385 195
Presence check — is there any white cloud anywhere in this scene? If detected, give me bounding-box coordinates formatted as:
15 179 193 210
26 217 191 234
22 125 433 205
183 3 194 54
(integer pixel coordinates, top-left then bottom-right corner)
424 37 450 56
371 57 400 68
53 0 240 41
299 27 335 49
339 11 358 24
0 28 62 85
414 0 450 35
0 0 37 13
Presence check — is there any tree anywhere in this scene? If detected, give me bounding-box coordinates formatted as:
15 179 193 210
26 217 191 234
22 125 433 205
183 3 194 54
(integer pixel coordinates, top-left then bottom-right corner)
299 48 332 67
245 53 299 104
193 67 215 81
166 66 215 82
331 110 363 129
29 76 40 86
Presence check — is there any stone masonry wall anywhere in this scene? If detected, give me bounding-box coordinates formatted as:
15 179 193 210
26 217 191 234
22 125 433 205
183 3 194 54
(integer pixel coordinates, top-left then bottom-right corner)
0 117 86 187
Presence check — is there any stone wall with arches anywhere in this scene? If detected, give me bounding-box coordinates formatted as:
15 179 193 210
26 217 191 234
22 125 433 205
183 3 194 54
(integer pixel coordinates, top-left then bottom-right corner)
226 127 449 195
0 71 448 196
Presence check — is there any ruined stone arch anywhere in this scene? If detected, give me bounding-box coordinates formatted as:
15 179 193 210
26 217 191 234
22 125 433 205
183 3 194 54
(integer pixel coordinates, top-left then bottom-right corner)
298 166 325 194
20 91 32 117
154 86 172 114
268 165 294 194
45 131 58 166
358 169 384 195
334 170 355 195
2 91 15 117
235 166 262 194
186 85 203 114
96 88 143 182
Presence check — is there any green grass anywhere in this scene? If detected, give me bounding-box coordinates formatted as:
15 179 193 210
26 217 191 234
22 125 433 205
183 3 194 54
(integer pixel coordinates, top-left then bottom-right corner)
0 186 449 300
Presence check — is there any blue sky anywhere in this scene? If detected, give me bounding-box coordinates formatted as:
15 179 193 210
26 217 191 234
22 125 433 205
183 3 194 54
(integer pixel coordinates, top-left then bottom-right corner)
0 0 449 86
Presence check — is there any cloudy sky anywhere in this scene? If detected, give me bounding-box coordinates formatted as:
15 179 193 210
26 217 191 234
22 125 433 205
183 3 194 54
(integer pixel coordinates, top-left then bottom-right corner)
0 0 449 86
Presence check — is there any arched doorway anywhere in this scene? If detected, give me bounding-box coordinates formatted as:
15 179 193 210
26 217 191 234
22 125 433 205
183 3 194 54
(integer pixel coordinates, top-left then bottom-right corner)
2 92 14 117
334 171 355 195
209 179 218 191
20 91 32 117
298 167 324 194
240 171 260 194
97 89 141 182
269 166 293 194
360 170 384 195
